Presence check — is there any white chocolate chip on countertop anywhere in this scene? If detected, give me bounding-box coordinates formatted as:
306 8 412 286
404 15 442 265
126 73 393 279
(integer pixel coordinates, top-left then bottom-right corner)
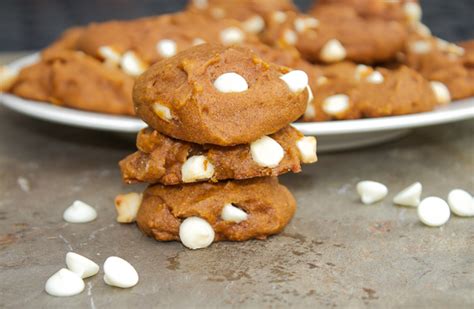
357 181 388 205
179 217 215 249
322 94 350 116
45 268 85 297
103 256 139 288
430 81 451 104
66 252 99 279
63 200 97 223
280 70 308 93
448 189 474 217
250 136 285 168
152 102 173 122
283 29 297 45
296 136 317 164
393 182 422 207
404 2 422 23
156 39 177 58
417 197 450 227
220 27 244 45
221 204 248 223
115 192 143 223
98 46 122 67
242 15 265 33
214 72 248 93
181 155 215 183
320 39 346 62
120 51 147 76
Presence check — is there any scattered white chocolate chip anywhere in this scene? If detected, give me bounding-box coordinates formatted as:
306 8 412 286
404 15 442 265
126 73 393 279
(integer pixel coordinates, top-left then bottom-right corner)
414 22 431 37
316 76 328 85
98 46 122 67
354 64 372 81
250 136 284 168
220 27 244 45
120 51 147 76
393 182 422 207
357 181 388 205
193 0 208 9
152 102 173 122
181 155 215 183
320 39 346 62
192 38 206 46
448 189 474 217
63 200 97 223
45 268 85 297
430 81 451 104
242 15 265 33
279 70 308 93
114 192 143 223
409 40 431 54
283 29 297 45
66 252 100 279
156 39 177 58
294 17 319 33
179 217 215 249
440 41 465 56
272 11 287 23
296 136 317 164
366 71 384 84
103 256 139 288
417 197 450 227
221 204 248 223
404 2 422 23
322 94 350 116
0 66 18 91
304 85 315 118
211 7 225 19
213 72 248 93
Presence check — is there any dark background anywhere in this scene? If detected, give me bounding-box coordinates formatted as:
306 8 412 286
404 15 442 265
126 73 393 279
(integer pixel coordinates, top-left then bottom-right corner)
1 0 473 51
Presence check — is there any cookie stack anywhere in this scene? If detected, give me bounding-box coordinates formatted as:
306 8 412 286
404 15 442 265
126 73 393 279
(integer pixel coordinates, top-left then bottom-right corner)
116 43 317 249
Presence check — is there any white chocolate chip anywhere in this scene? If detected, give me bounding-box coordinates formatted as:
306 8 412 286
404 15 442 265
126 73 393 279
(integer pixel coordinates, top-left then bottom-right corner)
98 46 122 67
438 39 466 56
322 94 350 116
430 81 451 104
211 7 225 19
435 38 449 50
448 189 474 217
193 0 208 9
66 252 100 279
320 39 346 62
213 72 248 93
120 51 147 76
296 136 317 164
192 38 206 46
356 181 388 205
417 197 450 227
63 200 97 223
414 22 431 37
304 85 315 118
179 217 215 249
181 155 215 183
354 64 372 81
221 204 248 223
45 268 85 297
156 39 177 58
114 192 143 223
283 29 297 45
103 256 139 288
152 102 173 122
220 27 245 45
404 2 422 23
366 71 384 84
294 17 319 33
316 76 328 85
272 11 287 23
0 66 18 92
393 182 422 207
250 136 284 168
242 15 265 33
409 40 431 54
280 70 308 93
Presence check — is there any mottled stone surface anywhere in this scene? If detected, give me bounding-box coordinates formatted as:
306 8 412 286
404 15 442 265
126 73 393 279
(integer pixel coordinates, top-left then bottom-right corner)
0 54 473 308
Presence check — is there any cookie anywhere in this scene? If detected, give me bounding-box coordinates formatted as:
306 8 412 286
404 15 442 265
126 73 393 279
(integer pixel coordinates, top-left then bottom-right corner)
133 43 310 146
9 50 135 115
262 6 407 64
187 0 297 34
136 177 296 242
120 125 317 185
301 62 438 121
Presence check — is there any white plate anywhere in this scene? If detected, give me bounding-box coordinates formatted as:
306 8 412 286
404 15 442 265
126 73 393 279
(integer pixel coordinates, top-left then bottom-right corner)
1 53 474 151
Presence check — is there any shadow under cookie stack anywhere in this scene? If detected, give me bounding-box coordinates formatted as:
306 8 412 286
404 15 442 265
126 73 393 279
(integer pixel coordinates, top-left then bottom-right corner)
116 43 317 249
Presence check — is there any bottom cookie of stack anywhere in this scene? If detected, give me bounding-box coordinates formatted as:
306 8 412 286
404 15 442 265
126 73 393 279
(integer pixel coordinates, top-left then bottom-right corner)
135 177 296 248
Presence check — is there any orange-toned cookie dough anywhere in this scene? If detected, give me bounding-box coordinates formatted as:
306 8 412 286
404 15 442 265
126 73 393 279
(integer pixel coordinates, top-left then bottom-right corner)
134 44 310 146
301 62 438 121
120 125 317 185
9 50 135 115
137 177 296 242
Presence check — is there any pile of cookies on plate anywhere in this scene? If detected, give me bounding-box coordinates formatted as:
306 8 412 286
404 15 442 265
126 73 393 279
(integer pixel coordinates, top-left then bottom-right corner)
115 43 317 249
1 0 472 121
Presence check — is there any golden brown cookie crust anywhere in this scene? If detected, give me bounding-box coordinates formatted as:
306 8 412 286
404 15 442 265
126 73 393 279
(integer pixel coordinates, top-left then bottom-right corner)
137 177 296 242
133 44 309 146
